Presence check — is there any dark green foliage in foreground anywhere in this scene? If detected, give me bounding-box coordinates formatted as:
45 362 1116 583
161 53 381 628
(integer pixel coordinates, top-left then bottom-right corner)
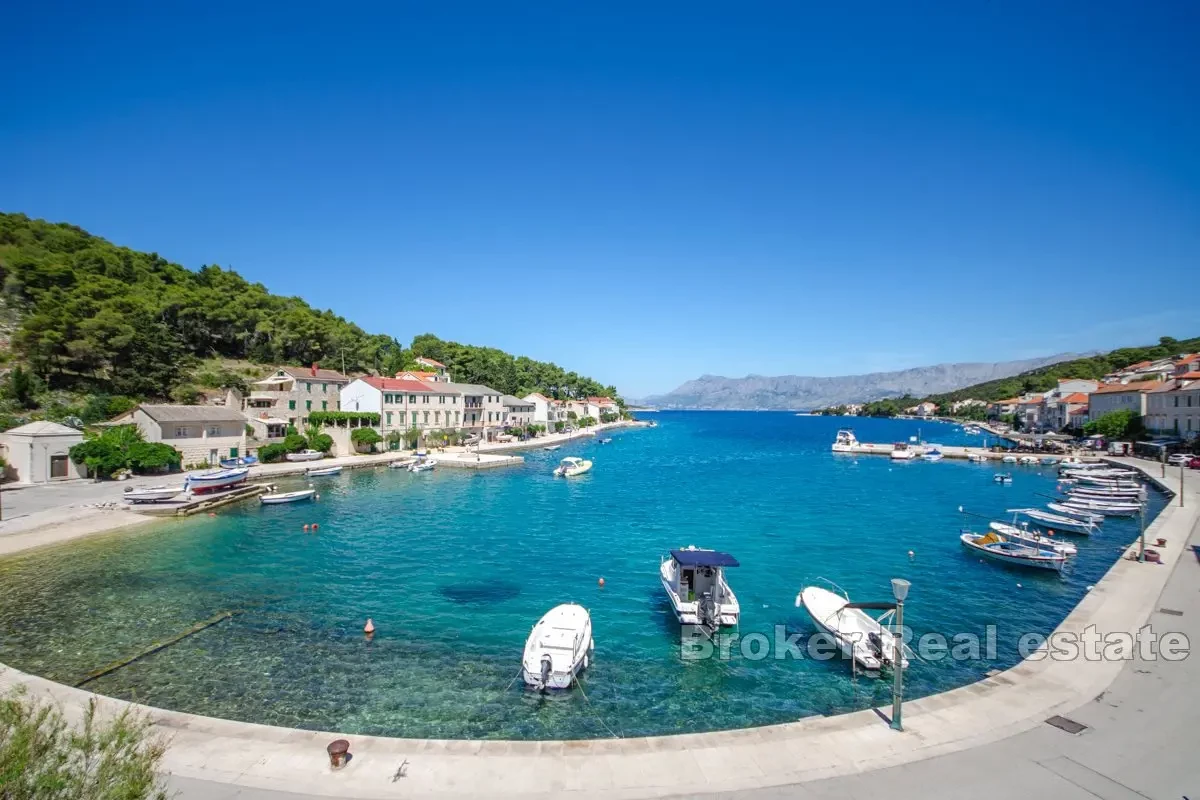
257 443 288 463
282 433 308 453
1084 410 1145 441
68 425 181 478
306 410 379 427
0 687 169 800
351 427 382 446
858 396 919 418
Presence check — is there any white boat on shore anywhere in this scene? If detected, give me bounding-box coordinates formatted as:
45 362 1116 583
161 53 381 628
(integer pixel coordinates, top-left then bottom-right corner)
990 522 1078 556
967 452 988 463
260 488 316 505
183 467 250 494
122 485 187 503
796 584 908 672
890 442 915 460
832 429 860 453
521 603 594 691
543 445 561 451
305 466 342 477
1008 507 1096 534
285 449 324 462
553 457 592 477
660 547 740 633
960 531 1066 572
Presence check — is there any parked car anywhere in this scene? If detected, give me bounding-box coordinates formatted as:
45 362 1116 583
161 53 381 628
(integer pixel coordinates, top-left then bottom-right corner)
1168 453 1191 466
1189 456 1200 470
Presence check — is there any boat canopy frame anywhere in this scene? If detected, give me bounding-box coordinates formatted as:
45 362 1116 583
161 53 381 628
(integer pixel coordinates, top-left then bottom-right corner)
670 549 740 568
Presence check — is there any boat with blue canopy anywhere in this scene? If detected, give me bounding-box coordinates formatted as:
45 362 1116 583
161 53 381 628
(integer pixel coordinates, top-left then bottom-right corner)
659 546 740 634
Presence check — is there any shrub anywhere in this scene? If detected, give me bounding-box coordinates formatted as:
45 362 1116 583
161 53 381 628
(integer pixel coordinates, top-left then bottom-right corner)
578 416 597 428
69 425 180 477
169 383 203 404
257 443 288 463
309 433 334 453
404 428 420 449
307 411 380 427
125 442 182 471
599 412 618 424
0 687 170 800
554 421 564 432
351 427 382 447
386 430 403 450
282 433 308 453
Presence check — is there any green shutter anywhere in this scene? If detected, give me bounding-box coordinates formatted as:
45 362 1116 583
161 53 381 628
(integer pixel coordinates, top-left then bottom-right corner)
288 400 296 410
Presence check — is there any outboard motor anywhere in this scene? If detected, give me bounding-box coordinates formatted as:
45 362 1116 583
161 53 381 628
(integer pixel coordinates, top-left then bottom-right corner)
698 591 718 636
539 654 553 691
867 631 884 661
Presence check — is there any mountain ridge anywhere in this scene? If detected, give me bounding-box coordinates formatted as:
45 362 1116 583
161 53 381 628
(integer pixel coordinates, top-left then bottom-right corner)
642 353 1088 410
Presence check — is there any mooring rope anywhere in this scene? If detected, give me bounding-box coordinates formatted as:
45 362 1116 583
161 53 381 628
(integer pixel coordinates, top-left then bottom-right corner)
573 675 622 739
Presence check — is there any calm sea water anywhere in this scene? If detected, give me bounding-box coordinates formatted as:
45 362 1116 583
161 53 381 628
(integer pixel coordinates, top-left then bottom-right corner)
0 413 1165 739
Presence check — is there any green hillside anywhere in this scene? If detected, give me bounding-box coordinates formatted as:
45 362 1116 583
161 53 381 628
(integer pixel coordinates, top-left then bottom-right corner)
0 213 618 428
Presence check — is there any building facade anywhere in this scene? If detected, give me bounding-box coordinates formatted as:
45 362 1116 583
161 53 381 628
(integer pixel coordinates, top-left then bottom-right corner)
1088 382 1160 421
0 421 87 483
1145 379 1200 439
114 405 248 465
244 365 350 436
502 395 536 427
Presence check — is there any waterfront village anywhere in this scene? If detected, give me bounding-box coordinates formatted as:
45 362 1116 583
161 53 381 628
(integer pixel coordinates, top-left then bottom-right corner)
0 356 627 485
827 351 1200 448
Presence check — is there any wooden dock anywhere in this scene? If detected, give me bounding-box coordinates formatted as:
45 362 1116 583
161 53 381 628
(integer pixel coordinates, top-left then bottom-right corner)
132 483 270 516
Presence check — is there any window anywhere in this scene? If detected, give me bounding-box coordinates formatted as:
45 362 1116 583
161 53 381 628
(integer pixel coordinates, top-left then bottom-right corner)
306 382 312 391
208 425 221 436
434 411 440 423
306 400 312 411
439 395 445 404
322 401 327 410
384 393 392 404
423 411 429 423
451 396 457 404
50 454 69 479
386 412 392 425
175 426 189 437
411 411 418 425
409 395 417 403
423 396 429 404
230 447 239 458
1175 397 1180 407
322 383 328 393
288 400 296 410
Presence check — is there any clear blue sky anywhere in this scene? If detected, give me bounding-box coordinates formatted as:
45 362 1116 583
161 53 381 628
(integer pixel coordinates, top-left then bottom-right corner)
2 2 1196 397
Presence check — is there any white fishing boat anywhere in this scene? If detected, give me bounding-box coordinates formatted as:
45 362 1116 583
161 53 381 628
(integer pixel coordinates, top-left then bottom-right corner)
122 485 186 503
990 522 1078 556
890 442 915 460
285 449 324 462
543 445 561 451
1061 497 1141 516
553 456 592 477
305 466 342 477
598 437 613 444
993 473 1013 484
1041 457 1059 466
1008 507 1097 534
1058 456 1084 467
260 488 316 505
1068 485 1144 499
967 452 988 463
921 447 944 462
387 458 415 469
1074 477 1141 490
1046 503 1105 524
521 603 594 691
963 425 981 435
1001 455 1017 464
183 467 250 494
408 457 435 473
832 429 860 453
960 531 1066 572
660 547 740 633
1018 456 1039 466
1063 468 1137 480
795 584 908 672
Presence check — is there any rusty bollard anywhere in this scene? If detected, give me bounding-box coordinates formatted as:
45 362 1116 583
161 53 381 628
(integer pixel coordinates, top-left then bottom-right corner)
1156 538 1167 547
327 739 350 769
1144 549 1162 564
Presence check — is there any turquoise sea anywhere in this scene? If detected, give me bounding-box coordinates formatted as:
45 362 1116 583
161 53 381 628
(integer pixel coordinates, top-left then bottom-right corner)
0 413 1166 739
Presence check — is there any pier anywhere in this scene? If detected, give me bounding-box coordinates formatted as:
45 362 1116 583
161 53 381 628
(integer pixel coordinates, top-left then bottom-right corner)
839 442 1101 462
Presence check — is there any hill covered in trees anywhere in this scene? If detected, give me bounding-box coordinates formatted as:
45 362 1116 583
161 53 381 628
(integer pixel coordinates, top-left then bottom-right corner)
0 213 618 426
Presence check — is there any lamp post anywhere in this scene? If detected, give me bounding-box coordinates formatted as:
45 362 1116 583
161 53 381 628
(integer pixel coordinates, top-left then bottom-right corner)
890 578 910 731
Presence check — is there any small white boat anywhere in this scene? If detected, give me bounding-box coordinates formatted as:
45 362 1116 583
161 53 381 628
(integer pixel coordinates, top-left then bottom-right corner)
285 449 324 462
1008 508 1096 535
521 603 594 691
960 531 1066 572
598 437 613 444
122 485 186 503
554 457 592 477
388 458 415 469
260 488 316 505
660 547 740 632
1068 485 1143 499
305 466 342 477
1046 503 1105 524
1061 497 1141 516
408 457 435 473
832 429 860 453
963 426 981 435
1058 456 1084 467
993 473 1013 484
990 522 1078 556
921 447 944 462
1041 457 1059 466
796 584 908 672
1074 476 1141 489
890 442 916 460
1001 455 1018 464
1018 456 1039 466
967 452 988 463
184 467 250 494
543 445 561 451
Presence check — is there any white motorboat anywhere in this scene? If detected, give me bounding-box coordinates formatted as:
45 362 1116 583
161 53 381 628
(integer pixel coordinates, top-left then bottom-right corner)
1041 457 1059 466
305 466 342 477
260 489 316 505
832 429 860 453
598 437 613 444
1046 503 1105 524
1008 508 1096 535
960 532 1066 572
408 457 435 473
963 426 982 435
521 603 594 691
993 473 1013 484
553 457 592 477
543 445 561 451
890 442 916 460
285 449 324 462
1018 456 1039 466
1061 497 1141 516
660 547 740 633
122 485 186 503
1001 455 1017 464
1068 485 1143 500
796 584 908 672
1074 476 1141 489
1063 468 1137 480
990 522 1078 556
1058 456 1084 467
921 447 944 462
967 452 988 463
183 467 250 494
388 458 415 469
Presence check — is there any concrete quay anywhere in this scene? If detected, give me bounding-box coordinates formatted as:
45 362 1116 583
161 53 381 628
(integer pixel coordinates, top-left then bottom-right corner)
1 456 1195 799
840 441 1101 462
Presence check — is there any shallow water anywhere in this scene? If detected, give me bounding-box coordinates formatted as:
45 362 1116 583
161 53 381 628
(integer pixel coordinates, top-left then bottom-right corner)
0 413 1165 739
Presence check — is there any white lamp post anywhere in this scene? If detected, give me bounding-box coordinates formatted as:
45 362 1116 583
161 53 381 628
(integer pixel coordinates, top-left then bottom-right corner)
890 578 911 731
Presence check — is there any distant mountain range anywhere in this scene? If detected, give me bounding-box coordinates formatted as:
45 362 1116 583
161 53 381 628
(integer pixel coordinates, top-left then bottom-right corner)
640 354 1087 411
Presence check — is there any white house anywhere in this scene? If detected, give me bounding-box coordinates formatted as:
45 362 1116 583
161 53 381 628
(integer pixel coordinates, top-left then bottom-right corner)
0 421 87 484
523 393 554 424
112 405 248 466
502 395 536 427
1088 382 1160 421
1145 378 1200 439
413 357 452 382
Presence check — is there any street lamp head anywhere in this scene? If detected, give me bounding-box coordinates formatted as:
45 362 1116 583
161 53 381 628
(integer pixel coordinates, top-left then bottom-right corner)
891 578 911 603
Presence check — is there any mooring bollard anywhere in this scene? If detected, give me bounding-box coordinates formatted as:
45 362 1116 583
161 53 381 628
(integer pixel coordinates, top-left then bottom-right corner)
327 739 350 769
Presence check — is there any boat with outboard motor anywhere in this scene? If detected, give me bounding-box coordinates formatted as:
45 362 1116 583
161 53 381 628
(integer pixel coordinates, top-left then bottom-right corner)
1008 507 1097 535
305 465 342 477
122 485 187 503
660 547 740 633
1045 503 1105 524
260 488 316 505
993 473 1013 484
960 531 1067 572
408 456 435 473
922 447 944 462
796 582 909 672
990 521 1077 556
553 456 592 477
521 603 594 691
183 467 250 494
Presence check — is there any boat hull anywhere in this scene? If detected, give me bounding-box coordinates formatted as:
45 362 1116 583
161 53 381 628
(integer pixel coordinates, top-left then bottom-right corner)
260 489 316 505
184 468 250 494
305 466 342 476
961 533 1065 572
521 604 593 690
285 451 324 462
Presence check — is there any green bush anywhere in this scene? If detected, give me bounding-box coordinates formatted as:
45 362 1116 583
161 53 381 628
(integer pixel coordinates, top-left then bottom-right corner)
0 687 170 800
169 383 203 404
307 411 380 427
554 421 564 432
351 427 382 447
69 425 181 477
578 416 597 428
282 433 308 453
309 433 334 453
386 430 403 450
599 412 618 424
257 443 288 463
404 428 420 449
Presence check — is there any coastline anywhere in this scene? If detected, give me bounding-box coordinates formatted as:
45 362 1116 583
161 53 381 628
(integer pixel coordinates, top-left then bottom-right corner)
0 456 1193 798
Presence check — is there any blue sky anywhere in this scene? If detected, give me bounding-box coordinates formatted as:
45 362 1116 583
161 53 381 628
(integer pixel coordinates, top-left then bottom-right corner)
2 2 1196 397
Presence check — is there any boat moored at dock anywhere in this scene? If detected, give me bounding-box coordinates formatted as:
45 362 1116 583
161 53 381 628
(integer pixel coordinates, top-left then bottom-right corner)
1008 507 1097 534
305 465 342 477
260 489 316 505
832 429 860 453
521 603 594 691
960 531 1066 572
660 547 740 633
796 584 908 672
890 442 915 460
990 521 1077 556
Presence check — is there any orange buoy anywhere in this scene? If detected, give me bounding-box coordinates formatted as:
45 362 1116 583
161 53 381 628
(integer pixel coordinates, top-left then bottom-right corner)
598 577 605 587
312 523 319 531
364 618 375 638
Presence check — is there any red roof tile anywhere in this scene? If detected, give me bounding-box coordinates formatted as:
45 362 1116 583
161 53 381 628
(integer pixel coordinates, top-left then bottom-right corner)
1091 381 1162 394
1060 392 1089 403
362 377 436 392
1175 371 1200 381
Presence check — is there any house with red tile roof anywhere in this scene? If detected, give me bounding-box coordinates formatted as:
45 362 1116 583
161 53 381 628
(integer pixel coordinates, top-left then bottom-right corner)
244 363 352 438
413 357 451 381
1088 381 1162 421
1145 378 1200 439
341 376 468 433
